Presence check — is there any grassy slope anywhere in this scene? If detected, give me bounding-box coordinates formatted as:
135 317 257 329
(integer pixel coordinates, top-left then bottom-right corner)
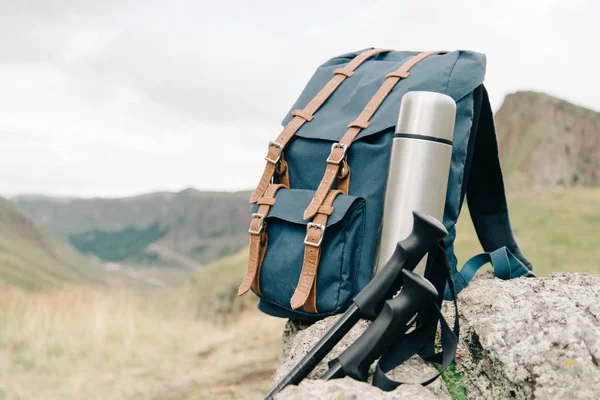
182 248 252 320
454 188 600 276
187 248 249 290
0 198 105 290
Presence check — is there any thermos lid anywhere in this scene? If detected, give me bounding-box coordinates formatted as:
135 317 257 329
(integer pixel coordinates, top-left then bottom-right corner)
396 91 457 142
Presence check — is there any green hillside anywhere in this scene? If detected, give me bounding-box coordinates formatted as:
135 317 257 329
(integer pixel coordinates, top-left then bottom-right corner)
68 223 169 264
14 189 251 270
0 198 106 290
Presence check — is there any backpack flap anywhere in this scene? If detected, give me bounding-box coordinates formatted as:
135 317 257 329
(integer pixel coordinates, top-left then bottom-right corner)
282 50 486 143
251 188 367 321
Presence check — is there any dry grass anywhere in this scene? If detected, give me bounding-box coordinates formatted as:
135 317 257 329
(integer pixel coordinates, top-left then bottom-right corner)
1 188 597 399
0 285 284 400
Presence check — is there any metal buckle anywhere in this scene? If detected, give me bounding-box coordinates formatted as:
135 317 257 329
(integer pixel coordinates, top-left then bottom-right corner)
326 143 348 165
248 213 265 235
304 222 326 248
264 141 284 165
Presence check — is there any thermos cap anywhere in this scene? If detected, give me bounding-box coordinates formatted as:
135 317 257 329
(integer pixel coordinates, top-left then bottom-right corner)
396 91 457 142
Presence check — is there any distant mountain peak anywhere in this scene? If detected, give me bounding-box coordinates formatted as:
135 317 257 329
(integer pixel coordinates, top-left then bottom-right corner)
497 91 600 190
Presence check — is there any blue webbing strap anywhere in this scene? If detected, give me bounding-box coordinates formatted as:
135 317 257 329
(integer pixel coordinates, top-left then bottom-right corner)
460 86 533 284
459 246 534 284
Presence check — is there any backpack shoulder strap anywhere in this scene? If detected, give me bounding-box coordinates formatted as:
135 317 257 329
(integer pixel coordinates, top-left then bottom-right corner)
458 85 534 285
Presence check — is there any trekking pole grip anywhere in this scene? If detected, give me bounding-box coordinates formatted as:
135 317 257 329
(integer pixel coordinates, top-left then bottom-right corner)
322 270 439 382
354 211 447 320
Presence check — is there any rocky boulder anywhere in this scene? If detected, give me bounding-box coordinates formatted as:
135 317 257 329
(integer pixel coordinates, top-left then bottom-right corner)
274 273 600 399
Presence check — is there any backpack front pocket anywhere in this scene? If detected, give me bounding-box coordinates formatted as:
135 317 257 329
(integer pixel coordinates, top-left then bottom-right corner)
250 188 366 318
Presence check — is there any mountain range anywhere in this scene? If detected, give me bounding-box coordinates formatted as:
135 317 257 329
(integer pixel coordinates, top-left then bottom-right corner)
14 189 251 271
6 90 600 279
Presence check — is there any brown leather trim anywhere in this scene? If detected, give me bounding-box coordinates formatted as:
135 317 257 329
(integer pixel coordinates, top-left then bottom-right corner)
238 226 265 296
348 119 370 129
303 50 448 219
238 184 286 296
252 233 268 295
317 205 334 215
249 48 393 204
387 50 447 79
333 68 355 77
251 157 280 205
257 197 276 206
276 156 290 188
385 70 410 79
291 109 315 122
290 190 342 312
303 162 340 220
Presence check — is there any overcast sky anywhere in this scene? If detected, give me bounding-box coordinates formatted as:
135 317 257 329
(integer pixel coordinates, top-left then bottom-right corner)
1 0 598 198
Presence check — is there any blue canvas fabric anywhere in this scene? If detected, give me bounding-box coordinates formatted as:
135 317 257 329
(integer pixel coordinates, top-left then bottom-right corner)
252 189 366 318
249 49 532 320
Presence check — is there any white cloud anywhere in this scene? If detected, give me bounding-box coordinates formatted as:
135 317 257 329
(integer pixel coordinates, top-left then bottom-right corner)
0 0 598 197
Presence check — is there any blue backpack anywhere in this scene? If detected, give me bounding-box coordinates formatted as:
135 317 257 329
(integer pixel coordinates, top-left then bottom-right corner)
238 49 533 321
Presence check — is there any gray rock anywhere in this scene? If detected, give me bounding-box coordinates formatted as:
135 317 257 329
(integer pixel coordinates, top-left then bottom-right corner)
274 273 600 400
453 273 600 400
275 317 451 399
276 377 439 400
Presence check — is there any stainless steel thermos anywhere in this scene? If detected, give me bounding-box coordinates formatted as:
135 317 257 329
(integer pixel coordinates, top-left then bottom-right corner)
375 91 457 275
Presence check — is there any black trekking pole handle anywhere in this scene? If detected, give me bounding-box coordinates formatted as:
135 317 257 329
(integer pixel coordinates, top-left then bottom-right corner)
264 212 447 400
321 269 439 382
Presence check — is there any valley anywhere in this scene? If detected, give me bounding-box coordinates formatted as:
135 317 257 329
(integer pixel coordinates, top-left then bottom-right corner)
14 189 252 273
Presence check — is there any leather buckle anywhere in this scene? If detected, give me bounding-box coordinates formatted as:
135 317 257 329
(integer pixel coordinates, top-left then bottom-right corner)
304 222 325 248
264 141 284 165
326 143 348 165
248 213 265 235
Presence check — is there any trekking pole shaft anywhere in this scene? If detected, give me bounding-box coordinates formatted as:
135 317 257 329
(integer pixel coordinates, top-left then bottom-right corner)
264 304 360 400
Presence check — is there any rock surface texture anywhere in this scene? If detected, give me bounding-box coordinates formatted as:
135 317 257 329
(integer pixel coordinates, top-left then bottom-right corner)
275 273 600 400
454 272 600 400
275 377 440 400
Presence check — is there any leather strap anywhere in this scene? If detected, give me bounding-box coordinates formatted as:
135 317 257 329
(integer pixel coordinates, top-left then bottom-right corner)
303 50 448 220
290 190 342 312
238 184 286 296
277 156 291 188
249 48 393 204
